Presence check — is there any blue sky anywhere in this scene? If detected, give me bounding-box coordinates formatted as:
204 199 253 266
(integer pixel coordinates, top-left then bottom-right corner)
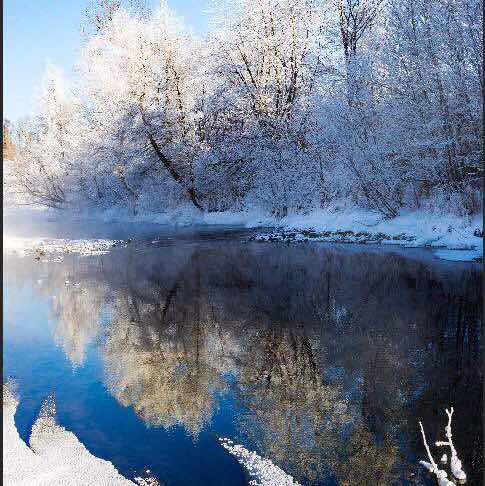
3 1 210 122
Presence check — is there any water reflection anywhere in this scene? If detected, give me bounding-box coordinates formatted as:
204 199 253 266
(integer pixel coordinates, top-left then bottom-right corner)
4 242 482 484
52 280 107 367
103 298 227 436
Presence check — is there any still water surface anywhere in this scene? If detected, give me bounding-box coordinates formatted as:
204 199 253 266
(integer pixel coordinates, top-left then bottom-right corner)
3 222 483 485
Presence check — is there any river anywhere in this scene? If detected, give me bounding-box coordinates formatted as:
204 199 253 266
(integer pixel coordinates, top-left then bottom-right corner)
3 219 483 485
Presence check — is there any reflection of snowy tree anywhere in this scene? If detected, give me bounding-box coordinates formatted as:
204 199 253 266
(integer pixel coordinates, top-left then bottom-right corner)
7 242 480 482
333 425 398 486
17 256 109 368
52 282 107 367
236 327 350 481
102 286 230 437
234 322 403 484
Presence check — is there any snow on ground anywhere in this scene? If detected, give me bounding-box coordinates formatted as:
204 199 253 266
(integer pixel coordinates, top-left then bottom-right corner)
3 383 157 486
251 206 483 262
3 205 483 261
3 236 124 259
219 438 300 486
3 384 293 486
259 207 482 247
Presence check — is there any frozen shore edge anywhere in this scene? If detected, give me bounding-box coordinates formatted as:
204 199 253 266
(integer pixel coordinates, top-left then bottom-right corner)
2 383 157 486
4 206 483 262
219 438 300 486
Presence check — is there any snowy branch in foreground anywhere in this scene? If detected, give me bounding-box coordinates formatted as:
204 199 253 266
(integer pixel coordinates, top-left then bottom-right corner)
435 408 467 481
219 438 300 486
418 422 456 486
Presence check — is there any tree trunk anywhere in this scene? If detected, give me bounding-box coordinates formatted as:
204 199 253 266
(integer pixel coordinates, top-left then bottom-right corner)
146 133 203 211
139 94 203 212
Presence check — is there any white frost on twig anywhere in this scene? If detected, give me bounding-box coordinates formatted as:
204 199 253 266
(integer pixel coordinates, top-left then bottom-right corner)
219 437 300 486
418 422 456 486
435 408 467 481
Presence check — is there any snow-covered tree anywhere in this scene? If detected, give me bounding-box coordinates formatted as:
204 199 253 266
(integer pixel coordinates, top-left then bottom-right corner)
200 0 333 214
78 3 205 213
7 0 482 218
12 63 85 208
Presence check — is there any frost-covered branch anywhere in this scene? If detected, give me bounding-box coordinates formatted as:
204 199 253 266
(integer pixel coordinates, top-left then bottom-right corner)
418 422 456 486
435 408 467 481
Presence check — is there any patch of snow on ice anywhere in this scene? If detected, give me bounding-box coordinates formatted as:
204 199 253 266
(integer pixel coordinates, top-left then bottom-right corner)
3 236 124 258
219 437 300 486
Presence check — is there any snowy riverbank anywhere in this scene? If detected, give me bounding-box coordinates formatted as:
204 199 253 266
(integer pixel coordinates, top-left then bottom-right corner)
4 205 483 261
2 383 157 486
251 207 483 262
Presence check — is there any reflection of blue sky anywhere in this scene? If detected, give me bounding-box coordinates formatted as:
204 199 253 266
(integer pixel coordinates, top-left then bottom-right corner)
3 280 246 485
3 285 71 442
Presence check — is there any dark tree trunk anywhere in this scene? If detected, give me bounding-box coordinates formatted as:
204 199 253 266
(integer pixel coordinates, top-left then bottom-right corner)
146 133 203 211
